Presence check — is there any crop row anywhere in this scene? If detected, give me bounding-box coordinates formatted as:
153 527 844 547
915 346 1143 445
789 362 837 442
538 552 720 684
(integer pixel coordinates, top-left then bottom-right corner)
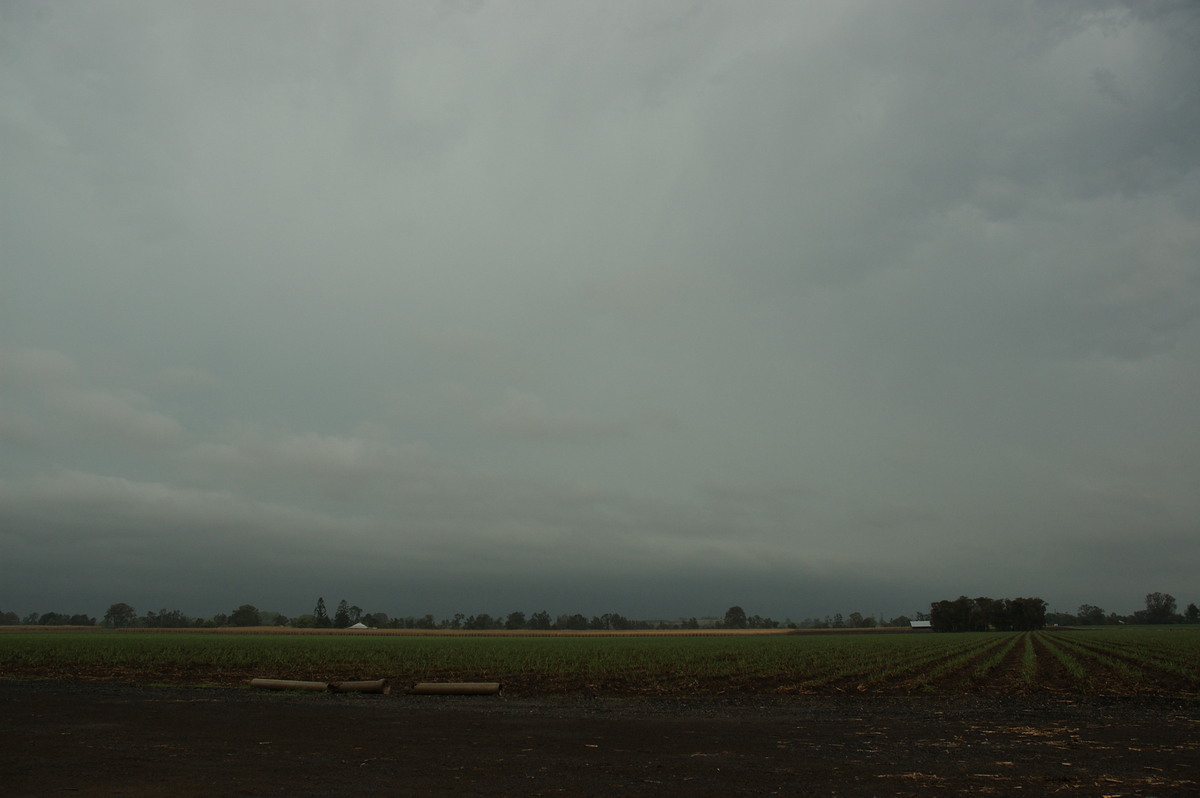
2 629 1197 696
1035 629 1200 693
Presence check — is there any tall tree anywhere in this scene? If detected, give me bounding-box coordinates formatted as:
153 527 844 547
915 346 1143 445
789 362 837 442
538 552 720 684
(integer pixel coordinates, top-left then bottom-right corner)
314 597 331 628
723 605 748 629
103 602 137 629
334 600 351 628
1142 592 1177 624
230 604 261 626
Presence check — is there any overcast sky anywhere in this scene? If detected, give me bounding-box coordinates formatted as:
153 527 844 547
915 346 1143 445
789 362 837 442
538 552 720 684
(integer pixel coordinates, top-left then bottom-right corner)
2 1 1198 623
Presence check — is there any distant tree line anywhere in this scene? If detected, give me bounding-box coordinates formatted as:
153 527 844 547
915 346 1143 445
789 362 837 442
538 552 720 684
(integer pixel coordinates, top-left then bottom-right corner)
291 598 666 631
0 604 930 631
3 592 1196 630
710 605 917 630
0 610 96 626
1045 593 1198 627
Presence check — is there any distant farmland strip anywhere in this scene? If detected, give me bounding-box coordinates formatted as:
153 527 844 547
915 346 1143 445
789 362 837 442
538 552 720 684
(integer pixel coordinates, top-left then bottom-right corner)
1 628 1197 697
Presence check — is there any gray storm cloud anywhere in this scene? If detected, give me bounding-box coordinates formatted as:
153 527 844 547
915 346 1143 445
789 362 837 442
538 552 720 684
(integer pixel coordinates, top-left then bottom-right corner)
1 1 1197 621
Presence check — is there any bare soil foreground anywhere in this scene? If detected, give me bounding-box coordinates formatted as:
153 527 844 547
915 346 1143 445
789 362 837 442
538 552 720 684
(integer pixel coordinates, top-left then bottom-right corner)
2 679 1197 796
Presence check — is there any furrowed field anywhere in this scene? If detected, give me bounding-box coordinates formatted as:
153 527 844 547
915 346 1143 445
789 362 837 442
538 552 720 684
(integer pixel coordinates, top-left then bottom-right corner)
2 627 1197 697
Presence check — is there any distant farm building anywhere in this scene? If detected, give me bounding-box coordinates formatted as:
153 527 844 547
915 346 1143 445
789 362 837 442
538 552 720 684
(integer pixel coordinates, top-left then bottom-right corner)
909 620 933 631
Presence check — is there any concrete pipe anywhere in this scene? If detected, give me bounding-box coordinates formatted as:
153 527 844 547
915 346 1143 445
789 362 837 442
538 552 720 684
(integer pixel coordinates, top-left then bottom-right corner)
330 679 390 694
249 678 330 692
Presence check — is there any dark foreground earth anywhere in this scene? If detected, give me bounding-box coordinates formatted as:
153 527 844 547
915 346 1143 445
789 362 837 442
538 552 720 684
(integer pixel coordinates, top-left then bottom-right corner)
2 680 1197 796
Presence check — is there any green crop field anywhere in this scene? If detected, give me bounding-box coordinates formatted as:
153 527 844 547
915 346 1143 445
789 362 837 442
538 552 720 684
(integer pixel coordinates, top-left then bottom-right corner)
2 627 1197 697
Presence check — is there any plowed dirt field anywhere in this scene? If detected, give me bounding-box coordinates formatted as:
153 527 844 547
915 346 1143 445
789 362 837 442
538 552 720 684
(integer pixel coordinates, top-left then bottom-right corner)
3 679 1197 796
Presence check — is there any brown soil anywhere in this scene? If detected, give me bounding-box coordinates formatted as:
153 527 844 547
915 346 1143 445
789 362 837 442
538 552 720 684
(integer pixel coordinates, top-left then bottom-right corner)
3 679 1197 796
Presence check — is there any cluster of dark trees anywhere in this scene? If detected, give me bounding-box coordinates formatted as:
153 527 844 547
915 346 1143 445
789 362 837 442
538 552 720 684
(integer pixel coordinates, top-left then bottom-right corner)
4 592 1195 631
927 592 1200 632
929 596 1048 632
